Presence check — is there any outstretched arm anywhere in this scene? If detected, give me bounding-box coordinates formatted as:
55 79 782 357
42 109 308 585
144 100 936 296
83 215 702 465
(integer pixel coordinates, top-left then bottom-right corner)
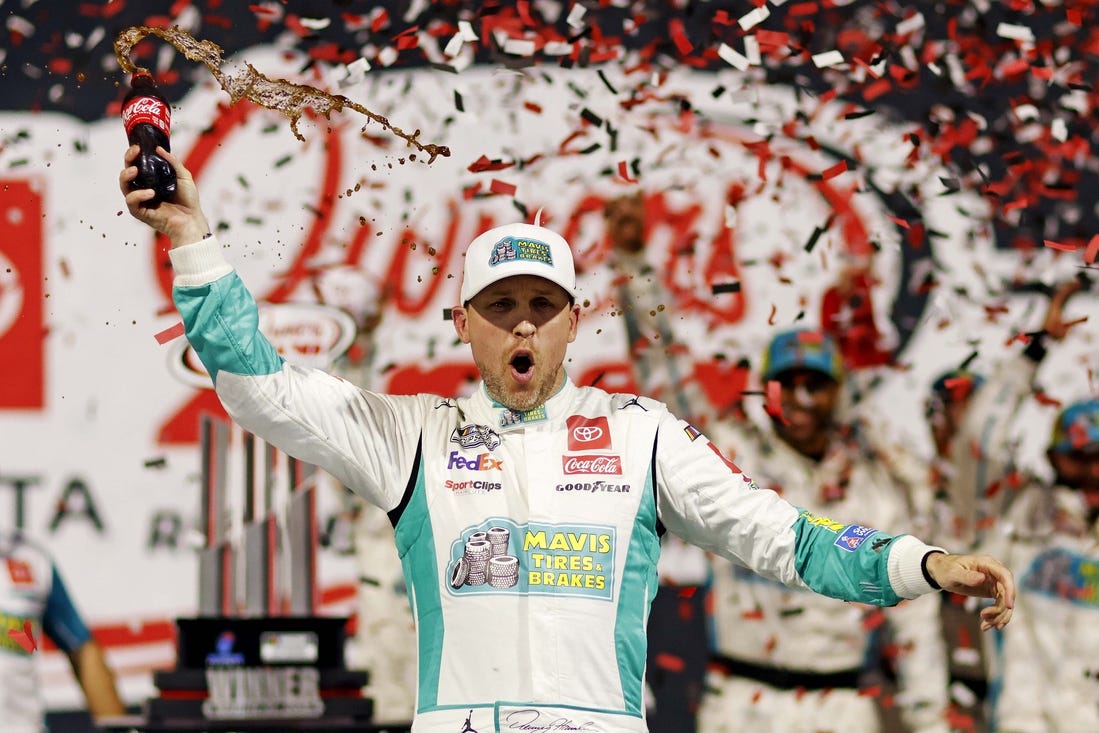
68 640 126 720
924 551 1014 631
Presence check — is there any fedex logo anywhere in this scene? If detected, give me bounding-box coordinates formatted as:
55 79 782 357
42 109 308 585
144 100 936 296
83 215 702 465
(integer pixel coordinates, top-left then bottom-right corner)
448 451 503 471
566 415 612 451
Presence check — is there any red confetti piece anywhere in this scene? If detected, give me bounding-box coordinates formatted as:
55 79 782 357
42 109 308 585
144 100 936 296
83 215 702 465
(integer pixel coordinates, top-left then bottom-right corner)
755 30 790 49
1043 239 1077 252
1084 235 1099 264
616 160 638 183
764 379 786 424
467 155 514 173
154 322 185 345
669 18 693 55
655 652 686 672
887 215 911 230
489 179 517 196
820 160 847 180
8 621 36 653
371 8 390 32
1067 9 1083 25
741 608 764 620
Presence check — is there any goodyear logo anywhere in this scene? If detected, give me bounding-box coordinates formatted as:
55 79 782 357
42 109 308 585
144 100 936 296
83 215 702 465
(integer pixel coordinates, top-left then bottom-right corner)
489 236 553 268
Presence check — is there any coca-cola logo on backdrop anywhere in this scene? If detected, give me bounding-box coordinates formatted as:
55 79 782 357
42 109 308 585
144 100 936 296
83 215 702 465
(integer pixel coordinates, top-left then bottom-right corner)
146 54 1003 444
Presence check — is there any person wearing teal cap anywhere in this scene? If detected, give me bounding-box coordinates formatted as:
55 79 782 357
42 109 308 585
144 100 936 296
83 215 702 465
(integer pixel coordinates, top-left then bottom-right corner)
984 397 1099 733
701 328 952 733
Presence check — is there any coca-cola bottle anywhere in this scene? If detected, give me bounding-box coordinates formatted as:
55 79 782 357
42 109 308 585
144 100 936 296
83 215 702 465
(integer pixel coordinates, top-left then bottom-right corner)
121 71 177 206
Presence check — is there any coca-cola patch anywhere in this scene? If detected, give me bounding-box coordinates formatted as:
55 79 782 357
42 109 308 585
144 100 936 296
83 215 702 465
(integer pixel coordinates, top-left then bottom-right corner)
122 96 171 136
562 454 622 475
565 415 612 451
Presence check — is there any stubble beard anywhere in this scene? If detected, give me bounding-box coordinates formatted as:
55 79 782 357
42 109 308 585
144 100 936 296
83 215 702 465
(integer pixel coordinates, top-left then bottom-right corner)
482 363 563 412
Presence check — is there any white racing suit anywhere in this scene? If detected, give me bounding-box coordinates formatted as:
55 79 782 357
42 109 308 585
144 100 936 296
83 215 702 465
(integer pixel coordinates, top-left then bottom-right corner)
0 532 93 733
170 236 944 733
934 346 1043 552
983 485 1099 733
700 419 950 733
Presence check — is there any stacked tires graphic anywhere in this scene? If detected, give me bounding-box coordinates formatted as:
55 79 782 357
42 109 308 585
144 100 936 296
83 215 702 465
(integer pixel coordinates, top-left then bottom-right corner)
451 526 518 590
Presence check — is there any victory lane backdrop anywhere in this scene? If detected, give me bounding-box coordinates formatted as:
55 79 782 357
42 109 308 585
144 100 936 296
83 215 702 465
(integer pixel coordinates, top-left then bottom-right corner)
2 0 1098 714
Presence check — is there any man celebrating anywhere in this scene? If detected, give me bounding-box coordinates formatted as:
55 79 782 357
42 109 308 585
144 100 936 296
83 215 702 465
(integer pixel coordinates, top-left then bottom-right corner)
120 144 1013 733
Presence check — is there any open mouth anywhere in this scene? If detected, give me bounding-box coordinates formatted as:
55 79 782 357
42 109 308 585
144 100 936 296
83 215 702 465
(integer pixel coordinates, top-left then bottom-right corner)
511 353 533 375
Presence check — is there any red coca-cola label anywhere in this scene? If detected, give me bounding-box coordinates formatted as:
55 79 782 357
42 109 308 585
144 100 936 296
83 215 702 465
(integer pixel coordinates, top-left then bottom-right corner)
562 454 622 475
122 96 171 136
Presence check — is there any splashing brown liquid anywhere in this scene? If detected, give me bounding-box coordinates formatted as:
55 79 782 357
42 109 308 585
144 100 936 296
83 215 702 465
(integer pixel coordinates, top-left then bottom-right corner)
114 25 450 163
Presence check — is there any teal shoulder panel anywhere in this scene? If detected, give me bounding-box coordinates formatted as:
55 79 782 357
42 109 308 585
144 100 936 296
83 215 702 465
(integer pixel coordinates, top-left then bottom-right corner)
173 272 283 384
393 464 441 710
613 447 662 715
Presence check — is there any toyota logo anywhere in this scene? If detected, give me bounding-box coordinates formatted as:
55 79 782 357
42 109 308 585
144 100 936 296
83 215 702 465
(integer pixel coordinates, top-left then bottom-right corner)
573 426 604 443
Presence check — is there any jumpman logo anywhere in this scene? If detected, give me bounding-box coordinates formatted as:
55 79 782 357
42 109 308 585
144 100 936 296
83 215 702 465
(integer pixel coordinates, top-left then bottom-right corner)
459 709 477 733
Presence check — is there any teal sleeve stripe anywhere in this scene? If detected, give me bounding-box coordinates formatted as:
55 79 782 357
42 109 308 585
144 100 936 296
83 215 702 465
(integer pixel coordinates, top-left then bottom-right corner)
393 468 442 711
173 272 283 384
791 509 903 607
613 454 662 715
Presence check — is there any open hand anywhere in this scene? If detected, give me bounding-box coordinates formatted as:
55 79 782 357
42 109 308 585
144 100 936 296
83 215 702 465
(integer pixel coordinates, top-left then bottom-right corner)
924 552 1015 631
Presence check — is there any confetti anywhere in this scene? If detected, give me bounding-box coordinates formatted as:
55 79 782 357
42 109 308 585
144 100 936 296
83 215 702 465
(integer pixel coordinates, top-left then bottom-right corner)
154 321 186 345
812 50 844 69
8 621 36 654
717 43 750 71
489 179 517 196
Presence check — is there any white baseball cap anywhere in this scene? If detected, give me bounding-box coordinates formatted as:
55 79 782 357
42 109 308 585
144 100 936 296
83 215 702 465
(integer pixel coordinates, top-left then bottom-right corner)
460 222 577 304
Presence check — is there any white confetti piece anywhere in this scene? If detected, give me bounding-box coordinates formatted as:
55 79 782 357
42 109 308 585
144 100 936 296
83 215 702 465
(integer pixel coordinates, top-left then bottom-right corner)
1014 104 1039 122
543 41 573 56
300 17 331 30
812 50 844 69
950 681 979 708
738 6 770 31
458 20 479 41
377 46 399 67
444 33 464 57
896 12 925 36
503 38 537 56
996 22 1034 43
566 3 587 29
1051 117 1068 142
744 36 761 66
718 43 750 71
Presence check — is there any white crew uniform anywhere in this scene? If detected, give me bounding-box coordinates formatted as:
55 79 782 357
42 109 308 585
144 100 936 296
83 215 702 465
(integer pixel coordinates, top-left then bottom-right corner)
984 484 1099 733
700 418 950 733
169 236 944 733
0 532 93 733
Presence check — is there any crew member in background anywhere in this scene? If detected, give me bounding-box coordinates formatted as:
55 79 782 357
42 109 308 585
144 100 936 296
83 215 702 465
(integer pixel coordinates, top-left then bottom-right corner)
983 397 1099 733
0 530 125 733
923 277 1083 727
700 329 951 733
604 192 710 733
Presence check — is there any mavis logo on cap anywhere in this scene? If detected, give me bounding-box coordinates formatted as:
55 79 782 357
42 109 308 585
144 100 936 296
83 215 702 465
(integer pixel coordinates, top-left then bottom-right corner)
489 236 553 268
